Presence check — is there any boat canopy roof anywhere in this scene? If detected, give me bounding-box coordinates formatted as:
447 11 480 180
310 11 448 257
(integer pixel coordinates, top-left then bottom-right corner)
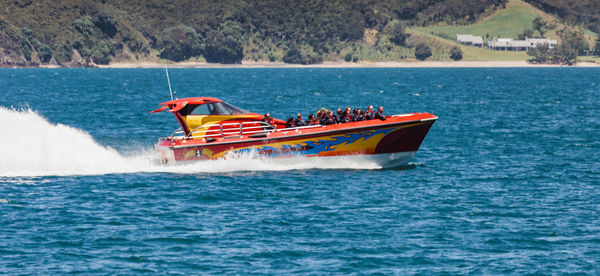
150 97 251 116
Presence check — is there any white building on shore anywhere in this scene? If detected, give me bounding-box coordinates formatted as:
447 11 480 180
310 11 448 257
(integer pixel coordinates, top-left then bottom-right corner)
456 34 484 47
487 37 557 51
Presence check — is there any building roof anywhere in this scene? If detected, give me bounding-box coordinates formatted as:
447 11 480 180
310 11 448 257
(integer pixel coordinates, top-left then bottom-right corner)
456 34 473 41
527 38 557 45
511 40 531 47
457 34 484 44
488 37 557 49
488 38 511 47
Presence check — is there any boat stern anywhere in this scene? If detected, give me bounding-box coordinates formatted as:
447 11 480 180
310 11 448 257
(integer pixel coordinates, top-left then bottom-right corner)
155 139 176 164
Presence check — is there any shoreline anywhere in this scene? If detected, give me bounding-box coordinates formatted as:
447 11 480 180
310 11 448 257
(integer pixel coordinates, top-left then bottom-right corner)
31 60 600 69
97 60 600 68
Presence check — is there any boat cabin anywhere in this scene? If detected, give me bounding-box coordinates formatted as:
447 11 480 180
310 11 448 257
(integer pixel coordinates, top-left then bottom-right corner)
178 99 250 116
151 97 285 137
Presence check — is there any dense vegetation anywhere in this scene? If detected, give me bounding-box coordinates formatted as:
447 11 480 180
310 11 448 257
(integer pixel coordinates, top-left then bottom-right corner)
526 0 600 58
0 0 509 66
449 46 463 61
520 15 594 65
525 0 600 33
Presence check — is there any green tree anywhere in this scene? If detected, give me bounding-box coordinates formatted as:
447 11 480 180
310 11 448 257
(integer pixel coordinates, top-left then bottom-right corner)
72 13 121 65
91 40 111 64
93 9 118 37
73 16 95 37
34 42 52 63
204 21 244 64
527 43 550 63
532 16 555 37
344 53 353 62
21 27 52 63
52 43 72 65
159 25 203 62
415 43 432 60
527 43 577 65
517 29 534 40
388 22 408 46
594 36 600 56
557 28 589 55
450 46 463 61
283 43 323 64
551 44 577 65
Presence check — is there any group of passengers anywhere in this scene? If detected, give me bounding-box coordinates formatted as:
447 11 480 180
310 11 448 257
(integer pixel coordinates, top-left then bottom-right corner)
281 105 386 128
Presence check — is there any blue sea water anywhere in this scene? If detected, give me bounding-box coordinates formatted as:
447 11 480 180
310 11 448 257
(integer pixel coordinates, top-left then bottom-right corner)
0 67 599 274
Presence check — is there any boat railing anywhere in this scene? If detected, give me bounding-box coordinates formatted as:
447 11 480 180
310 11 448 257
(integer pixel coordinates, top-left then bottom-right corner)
160 128 184 140
163 121 322 141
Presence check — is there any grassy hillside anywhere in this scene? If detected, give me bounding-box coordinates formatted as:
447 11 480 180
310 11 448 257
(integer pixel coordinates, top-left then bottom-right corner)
410 0 598 62
407 0 542 61
413 0 558 41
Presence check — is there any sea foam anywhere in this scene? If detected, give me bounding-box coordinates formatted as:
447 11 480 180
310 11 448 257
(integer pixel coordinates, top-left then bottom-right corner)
0 107 380 177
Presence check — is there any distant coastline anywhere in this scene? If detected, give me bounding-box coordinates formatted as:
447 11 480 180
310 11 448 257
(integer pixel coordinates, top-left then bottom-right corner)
4 0 599 71
84 60 600 69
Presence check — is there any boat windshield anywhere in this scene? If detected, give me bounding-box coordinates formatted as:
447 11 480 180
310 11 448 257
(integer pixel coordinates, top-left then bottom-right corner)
183 102 250 116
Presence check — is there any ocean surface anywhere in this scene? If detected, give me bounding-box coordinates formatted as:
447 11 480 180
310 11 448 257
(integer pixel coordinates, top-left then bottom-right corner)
0 67 598 274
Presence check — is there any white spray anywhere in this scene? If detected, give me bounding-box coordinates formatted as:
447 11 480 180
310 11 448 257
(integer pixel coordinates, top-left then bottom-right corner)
0 107 381 177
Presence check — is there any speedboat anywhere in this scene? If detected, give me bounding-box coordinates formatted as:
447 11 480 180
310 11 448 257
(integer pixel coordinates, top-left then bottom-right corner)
151 97 437 167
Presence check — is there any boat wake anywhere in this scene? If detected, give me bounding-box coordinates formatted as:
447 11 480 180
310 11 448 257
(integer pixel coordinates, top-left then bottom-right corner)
0 107 384 177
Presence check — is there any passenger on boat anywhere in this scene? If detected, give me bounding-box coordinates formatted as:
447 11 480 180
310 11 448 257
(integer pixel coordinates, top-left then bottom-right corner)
319 108 329 123
318 112 325 125
316 108 327 122
335 108 343 123
262 113 276 129
307 114 318 125
342 108 352 123
325 111 336 125
321 107 330 115
365 105 374 120
374 106 386 120
295 113 307 127
319 110 330 125
353 108 364 121
286 117 297 128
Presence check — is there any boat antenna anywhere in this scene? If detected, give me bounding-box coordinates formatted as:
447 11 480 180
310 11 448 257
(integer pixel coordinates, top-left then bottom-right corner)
165 67 174 100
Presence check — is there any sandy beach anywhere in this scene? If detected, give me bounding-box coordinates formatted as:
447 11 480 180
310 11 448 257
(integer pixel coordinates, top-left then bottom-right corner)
96 60 600 69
